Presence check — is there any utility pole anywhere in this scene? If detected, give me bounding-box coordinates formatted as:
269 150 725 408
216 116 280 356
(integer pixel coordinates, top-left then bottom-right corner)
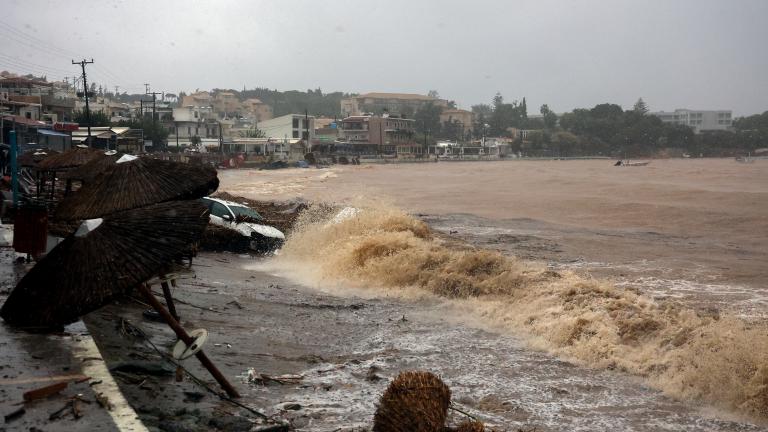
379 120 383 158
304 109 309 154
146 85 163 148
72 58 94 146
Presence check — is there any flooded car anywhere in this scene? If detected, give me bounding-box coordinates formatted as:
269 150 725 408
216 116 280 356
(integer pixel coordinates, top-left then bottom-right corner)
200 196 285 252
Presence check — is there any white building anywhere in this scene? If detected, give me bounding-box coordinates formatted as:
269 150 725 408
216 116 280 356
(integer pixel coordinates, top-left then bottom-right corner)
258 113 315 142
651 109 732 133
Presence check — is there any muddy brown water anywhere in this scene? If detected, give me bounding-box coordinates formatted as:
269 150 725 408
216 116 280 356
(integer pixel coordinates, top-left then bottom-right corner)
86 253 767 431
219 159 768 319
211 159 767 430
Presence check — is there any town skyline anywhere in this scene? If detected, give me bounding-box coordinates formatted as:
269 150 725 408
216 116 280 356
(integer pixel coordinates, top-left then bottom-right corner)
2 0 767 116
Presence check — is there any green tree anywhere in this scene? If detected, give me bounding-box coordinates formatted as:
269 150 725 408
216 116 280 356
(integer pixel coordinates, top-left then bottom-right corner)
413 102 443 135
240 126 266 138
115 118 168 150
633 98 649 114
74 110 110 127
540 104 558 129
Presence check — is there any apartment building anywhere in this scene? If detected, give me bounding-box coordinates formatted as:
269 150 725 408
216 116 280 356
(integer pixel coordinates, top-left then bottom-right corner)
341 92 448 117
258 113 315 142
241 98 273 122
651 109 732 133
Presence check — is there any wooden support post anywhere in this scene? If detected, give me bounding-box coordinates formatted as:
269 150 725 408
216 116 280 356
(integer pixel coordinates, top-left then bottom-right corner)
160 281 179 321
137 283 240 398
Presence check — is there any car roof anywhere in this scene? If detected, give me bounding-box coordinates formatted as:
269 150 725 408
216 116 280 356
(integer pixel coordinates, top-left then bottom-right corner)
202 196 250 208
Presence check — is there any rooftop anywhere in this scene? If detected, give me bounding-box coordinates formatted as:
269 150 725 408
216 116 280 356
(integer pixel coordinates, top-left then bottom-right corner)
356 92 438 101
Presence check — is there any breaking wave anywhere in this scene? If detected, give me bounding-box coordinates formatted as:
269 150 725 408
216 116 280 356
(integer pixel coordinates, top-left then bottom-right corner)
274 205 768 422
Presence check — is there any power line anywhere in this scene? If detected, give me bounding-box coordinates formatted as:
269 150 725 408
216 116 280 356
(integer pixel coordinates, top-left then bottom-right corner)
0 29 73 62
0 19 81 59
0 51 72 75
0 21 140 91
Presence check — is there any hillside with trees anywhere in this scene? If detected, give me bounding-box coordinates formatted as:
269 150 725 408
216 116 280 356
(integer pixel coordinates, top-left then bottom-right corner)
221 88 349 118
469 93 765 157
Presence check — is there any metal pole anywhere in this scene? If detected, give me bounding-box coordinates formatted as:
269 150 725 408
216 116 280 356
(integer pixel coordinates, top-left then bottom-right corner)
10 131 18 206
138 283 240 398
73 59 94 146
160 281 179 321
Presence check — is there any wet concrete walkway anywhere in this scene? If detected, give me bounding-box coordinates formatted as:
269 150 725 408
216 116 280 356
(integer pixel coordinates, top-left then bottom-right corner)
0 231 146 432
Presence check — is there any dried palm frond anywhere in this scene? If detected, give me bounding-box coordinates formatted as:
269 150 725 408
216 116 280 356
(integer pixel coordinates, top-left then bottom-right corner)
55 157 219 220
372 370 451 432
0 200 209 328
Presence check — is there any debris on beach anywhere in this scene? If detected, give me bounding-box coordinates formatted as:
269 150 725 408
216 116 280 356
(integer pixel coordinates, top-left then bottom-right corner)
0 200 209 328
246 368 304 386
373 370 451 432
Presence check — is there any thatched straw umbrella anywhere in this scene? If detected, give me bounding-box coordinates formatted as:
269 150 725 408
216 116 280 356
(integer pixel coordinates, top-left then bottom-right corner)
0 200 209 329
373 370 452 432
63 150 123 183
17 149 60 168
36 145 104 171
54 157 219 221
455 420 486 432
34 145 104 199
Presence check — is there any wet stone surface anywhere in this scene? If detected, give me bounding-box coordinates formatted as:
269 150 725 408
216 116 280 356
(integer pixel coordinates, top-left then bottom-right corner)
0 248 123 431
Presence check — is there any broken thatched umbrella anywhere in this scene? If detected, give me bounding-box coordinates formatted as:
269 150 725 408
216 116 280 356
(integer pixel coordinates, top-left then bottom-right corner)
0 200 209 328
54 156 219 221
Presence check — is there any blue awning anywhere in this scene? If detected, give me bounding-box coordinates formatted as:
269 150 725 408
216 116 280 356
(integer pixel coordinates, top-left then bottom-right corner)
37 129 70 137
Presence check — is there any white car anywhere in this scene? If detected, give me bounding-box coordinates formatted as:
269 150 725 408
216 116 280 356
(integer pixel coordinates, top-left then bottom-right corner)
200 197 285 252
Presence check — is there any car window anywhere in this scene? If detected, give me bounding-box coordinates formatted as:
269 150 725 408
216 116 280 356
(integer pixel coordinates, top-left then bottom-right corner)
210 202 231 218
229 205 263 221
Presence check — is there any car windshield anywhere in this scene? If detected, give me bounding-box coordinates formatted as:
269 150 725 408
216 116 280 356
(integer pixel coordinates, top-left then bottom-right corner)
229 205 262 221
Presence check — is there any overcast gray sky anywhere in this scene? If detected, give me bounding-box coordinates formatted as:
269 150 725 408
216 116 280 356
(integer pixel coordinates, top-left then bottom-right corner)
2 0 767 115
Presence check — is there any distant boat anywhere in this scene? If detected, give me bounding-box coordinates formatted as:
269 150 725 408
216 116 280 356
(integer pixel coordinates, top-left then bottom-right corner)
735 153 755 163
614 160 650 167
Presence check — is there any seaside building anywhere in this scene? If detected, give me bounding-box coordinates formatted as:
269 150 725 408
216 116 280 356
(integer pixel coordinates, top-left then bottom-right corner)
651 109 732 133
167 105 222 146
439 108 474 133
341 92 448 117
258 113 315 142
241 98 273 122
213 92 240 118
338 114 417 156
181 91 213 109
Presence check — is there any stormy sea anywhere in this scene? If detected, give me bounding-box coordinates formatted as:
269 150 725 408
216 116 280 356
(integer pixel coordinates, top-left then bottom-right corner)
218 159 768 430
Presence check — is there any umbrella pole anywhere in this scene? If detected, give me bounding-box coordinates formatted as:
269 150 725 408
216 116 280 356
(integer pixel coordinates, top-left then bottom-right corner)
160 281 179 321
137 283 240 398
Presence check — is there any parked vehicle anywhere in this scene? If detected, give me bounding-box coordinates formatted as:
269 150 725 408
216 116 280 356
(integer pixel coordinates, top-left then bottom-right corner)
200 197 285 252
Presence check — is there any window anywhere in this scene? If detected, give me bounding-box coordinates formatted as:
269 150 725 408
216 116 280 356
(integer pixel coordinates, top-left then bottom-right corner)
210 202 231 218
292 118 299 128
187 126 191 135
292 130 299 138
229 205 262 220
